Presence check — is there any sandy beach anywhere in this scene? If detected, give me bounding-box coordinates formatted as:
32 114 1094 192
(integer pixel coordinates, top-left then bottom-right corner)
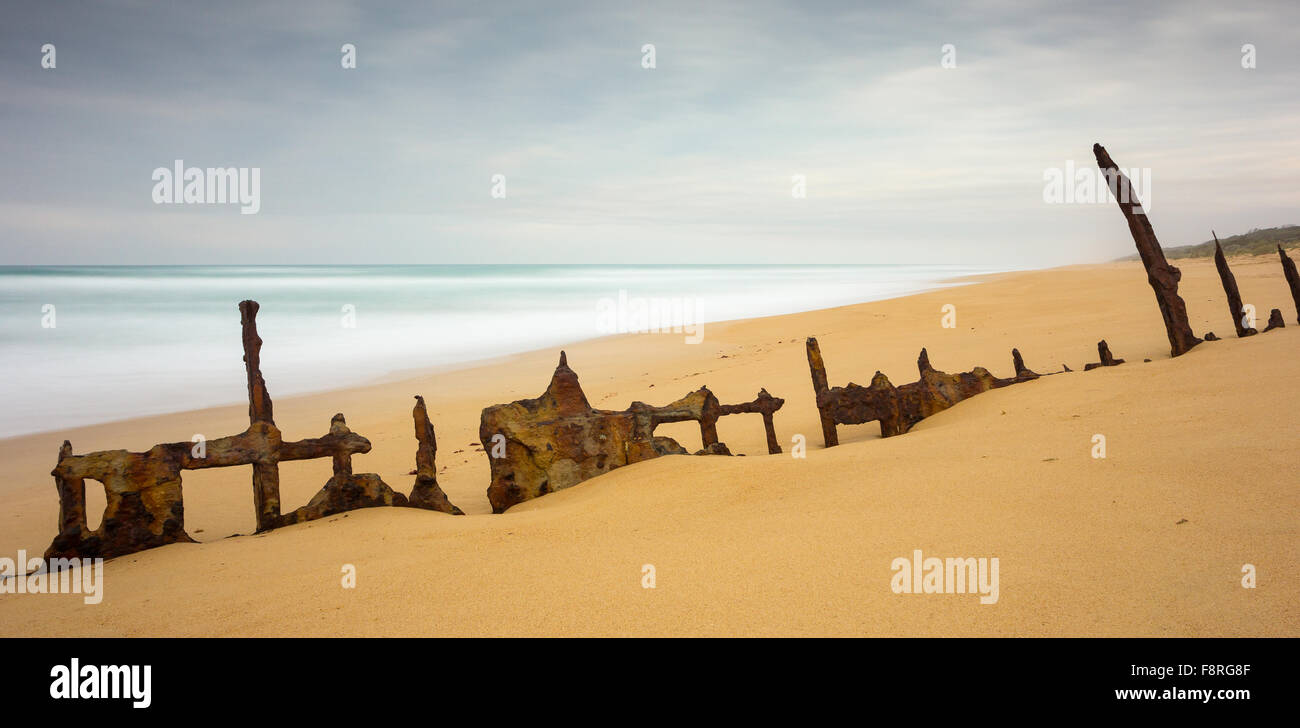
0 256 1296 637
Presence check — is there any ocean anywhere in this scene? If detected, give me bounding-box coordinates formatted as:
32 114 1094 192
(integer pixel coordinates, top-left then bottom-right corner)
0 264 999 438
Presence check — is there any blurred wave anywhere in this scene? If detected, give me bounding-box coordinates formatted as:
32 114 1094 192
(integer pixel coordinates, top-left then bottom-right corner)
0 264 997 437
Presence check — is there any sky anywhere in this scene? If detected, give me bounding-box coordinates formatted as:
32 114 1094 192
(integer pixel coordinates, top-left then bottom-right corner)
0 0 1297 267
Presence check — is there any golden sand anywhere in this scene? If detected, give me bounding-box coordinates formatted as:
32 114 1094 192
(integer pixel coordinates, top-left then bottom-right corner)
0 256 1296 636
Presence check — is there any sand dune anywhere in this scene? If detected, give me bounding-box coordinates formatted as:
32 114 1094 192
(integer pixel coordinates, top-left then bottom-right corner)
0 256 1296 636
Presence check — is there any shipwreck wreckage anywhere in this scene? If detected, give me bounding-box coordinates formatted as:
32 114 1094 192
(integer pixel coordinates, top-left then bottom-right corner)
38 143 1300 564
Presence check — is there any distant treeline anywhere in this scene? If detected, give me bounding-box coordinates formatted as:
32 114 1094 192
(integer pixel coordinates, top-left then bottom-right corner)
1119 225 1300 261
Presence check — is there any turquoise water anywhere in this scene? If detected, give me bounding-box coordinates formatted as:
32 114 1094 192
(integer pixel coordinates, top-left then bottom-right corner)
0 264 997 437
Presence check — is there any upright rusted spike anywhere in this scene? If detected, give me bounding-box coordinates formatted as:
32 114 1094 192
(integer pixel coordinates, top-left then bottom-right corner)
1093 144 1201 357
805 337 839 448
917 348 933 374
1011 348 1039 380
408 395 464 515
1263 308 1286 332
757 389 783 455
53 440 86 537
239 300 280 531
1213 232 1257 337
1279 245 1300 325
412 396 436 477
239 300 274 426
1084 340 1125 370
698 387 721 448
329 414 353 477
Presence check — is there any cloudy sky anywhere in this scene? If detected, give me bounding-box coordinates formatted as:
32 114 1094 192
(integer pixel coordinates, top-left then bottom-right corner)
1 0 1297 267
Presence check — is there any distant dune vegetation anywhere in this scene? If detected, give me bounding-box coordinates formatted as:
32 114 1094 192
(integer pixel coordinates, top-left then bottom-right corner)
1119 225 1300 261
